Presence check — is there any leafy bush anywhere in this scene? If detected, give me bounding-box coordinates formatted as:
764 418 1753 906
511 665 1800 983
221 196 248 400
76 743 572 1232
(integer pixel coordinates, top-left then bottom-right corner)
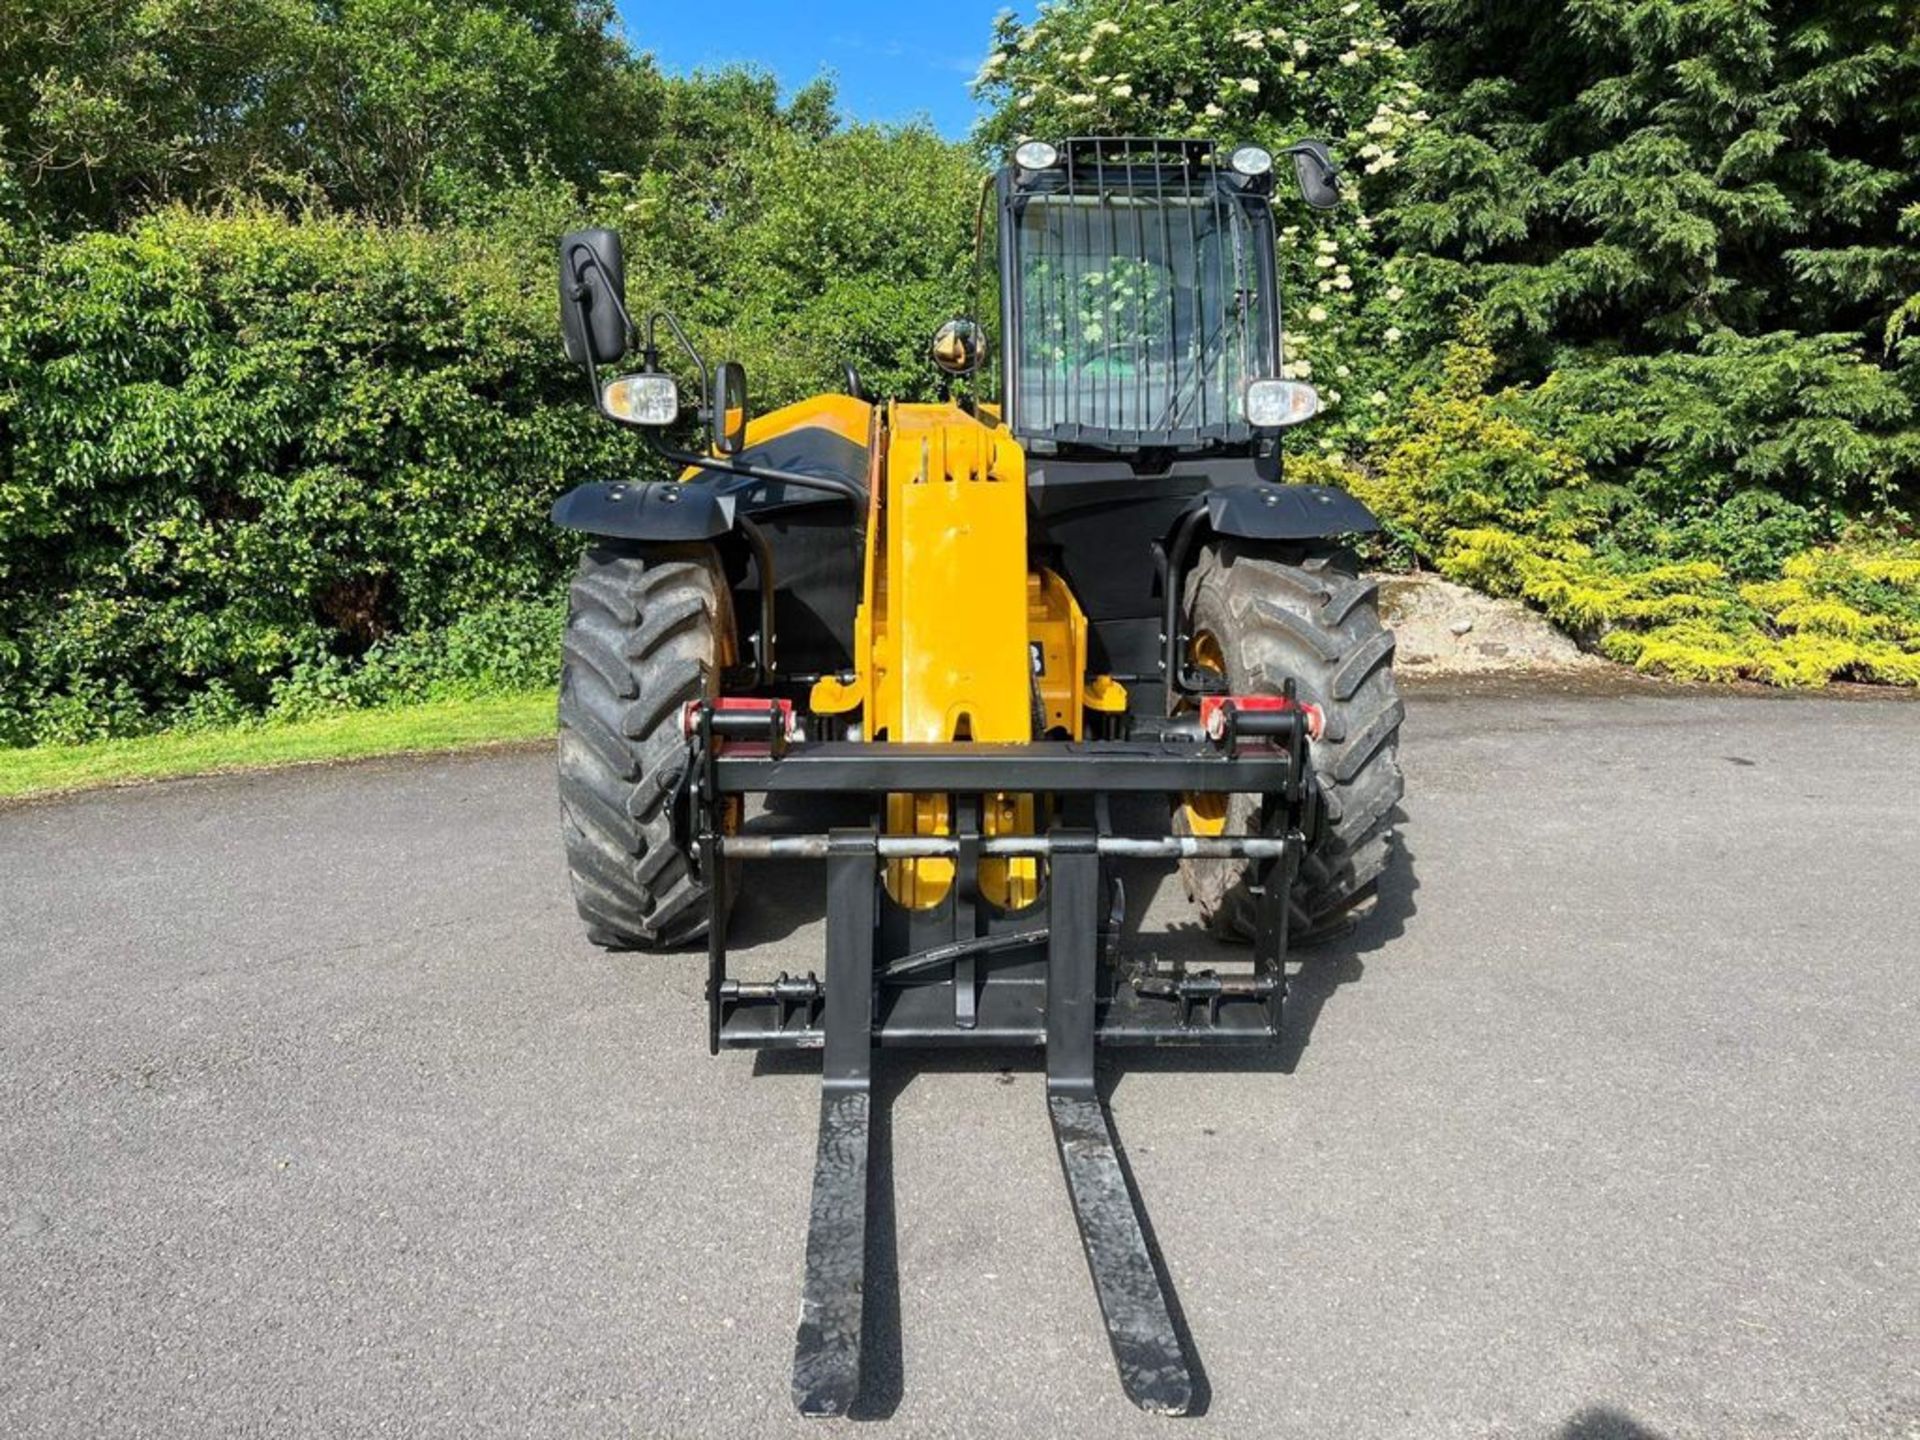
0 0 664 228
1436 526 1920 688
604 85 978 408
1345 318 1609 548
269 596 565 719
0 74 978 749
0 207 622 745
1314 328 1920 687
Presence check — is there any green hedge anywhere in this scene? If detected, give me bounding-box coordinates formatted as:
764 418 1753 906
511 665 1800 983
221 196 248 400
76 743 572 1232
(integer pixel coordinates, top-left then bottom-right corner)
0 208 625 744
0 92 980 748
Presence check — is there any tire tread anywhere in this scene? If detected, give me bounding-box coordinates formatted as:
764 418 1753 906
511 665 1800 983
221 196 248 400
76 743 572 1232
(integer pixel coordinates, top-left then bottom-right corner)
557 543 729 949
1175 540 1405 941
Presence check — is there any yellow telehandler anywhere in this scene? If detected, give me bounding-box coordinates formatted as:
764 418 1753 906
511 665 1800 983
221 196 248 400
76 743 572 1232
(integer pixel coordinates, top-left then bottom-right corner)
552 135 1402 1416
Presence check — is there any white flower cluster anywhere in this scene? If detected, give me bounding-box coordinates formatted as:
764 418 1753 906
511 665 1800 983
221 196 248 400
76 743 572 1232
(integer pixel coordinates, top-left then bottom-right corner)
1334 22 1401 70
1355 82 1428 175
1304 236 1353 295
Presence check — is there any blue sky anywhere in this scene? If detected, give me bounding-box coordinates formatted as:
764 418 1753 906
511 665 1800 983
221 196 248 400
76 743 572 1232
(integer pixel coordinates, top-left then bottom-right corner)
614 1 1017 138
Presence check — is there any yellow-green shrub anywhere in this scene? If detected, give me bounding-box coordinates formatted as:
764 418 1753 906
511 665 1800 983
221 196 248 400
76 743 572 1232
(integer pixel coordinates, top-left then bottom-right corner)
1319 326 1920 689
1347 322 1603 549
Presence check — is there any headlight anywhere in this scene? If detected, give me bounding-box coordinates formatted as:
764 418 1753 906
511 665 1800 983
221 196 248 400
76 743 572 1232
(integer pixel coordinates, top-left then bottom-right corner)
1244 378 1319 428
1013 139 1059 171
601 373 679 426
1228 145 1274 178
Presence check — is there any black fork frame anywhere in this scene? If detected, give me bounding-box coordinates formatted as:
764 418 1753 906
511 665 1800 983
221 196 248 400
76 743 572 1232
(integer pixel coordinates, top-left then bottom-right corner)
685 704 1311 1417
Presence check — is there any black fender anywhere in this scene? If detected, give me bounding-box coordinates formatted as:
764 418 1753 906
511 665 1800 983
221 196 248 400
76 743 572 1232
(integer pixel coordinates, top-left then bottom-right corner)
550 480 736 542
1203 483 1379 541
1155 483 1379 701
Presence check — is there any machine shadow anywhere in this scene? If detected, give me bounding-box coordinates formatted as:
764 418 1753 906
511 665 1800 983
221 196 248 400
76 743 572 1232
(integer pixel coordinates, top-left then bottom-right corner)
847 1060 909 1419
1556 1407 1672 1440
726 793 872 949
745 810 1419 1419
1105 803 1419 1077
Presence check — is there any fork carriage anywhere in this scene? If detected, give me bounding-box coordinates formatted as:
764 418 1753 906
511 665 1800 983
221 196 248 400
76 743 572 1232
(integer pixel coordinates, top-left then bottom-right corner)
688 696 1315 1415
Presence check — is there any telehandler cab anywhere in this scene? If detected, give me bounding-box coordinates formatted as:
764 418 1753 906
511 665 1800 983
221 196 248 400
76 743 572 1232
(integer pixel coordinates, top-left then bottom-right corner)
553 135 1403 1416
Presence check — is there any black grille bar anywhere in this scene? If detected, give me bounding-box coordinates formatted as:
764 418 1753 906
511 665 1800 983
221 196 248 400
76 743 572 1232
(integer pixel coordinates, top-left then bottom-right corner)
710 739 1293 795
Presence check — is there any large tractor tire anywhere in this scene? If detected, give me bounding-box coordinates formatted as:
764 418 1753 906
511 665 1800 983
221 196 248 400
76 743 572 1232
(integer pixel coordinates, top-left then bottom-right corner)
1175 540 1404 942
557 542 733 949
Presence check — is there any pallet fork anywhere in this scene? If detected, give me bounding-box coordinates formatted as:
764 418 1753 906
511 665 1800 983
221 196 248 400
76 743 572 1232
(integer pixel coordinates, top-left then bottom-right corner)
687 699 1314 1416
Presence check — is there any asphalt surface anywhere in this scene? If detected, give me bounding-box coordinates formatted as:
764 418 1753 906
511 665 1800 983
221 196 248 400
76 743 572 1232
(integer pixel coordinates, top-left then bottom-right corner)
2 687 1917 1439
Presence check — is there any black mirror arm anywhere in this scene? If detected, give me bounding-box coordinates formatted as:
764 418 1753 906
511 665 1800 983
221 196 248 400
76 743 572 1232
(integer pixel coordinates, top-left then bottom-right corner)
571 322 614 422
643 309 712 418
567 287 860 507
566 295 721 434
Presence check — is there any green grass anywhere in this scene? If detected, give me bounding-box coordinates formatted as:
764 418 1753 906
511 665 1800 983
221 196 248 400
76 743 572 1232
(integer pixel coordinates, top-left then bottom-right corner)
0 692 557 802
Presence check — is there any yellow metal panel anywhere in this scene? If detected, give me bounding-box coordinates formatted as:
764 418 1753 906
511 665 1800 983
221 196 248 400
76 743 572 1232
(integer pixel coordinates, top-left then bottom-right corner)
761 396 1105 916
1028 567 1098 737
873 403 1041 909
1024 567 1122 731
808 673 862 716
884 404 1029 742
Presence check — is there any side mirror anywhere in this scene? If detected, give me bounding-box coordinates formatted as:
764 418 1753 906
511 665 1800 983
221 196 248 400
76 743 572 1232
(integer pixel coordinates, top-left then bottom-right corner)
1288 140 1341 211
558 228 630 366
710 361 749 456
931 317 987 376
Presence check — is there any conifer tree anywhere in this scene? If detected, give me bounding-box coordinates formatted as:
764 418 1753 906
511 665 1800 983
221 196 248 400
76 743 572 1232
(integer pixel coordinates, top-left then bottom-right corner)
1389 0 1919 533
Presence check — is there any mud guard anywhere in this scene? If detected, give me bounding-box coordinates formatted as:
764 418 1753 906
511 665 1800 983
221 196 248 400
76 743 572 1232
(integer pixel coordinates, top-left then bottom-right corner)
1156 484 1381 701
1204 482 1380 541
550 480 736 541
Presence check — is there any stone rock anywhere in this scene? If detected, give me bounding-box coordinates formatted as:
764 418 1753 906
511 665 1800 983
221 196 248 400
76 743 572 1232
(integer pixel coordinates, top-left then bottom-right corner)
1375 573 1599 675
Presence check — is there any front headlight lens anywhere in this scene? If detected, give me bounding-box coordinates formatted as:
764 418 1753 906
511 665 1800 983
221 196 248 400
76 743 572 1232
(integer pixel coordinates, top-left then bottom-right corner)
601 372 679 426
1013 139 1059 171
1244 378 1319 428
1228 144 1274 178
